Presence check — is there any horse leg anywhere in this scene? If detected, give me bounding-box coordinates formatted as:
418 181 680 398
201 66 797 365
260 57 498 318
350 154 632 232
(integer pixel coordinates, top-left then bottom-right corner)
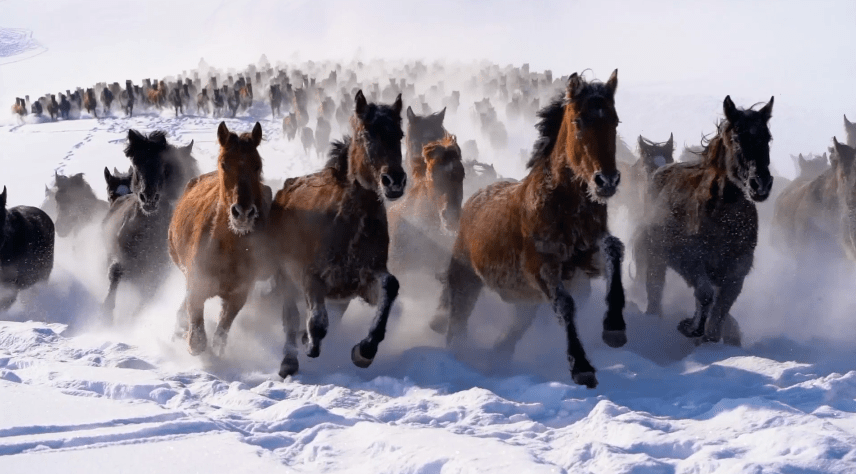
303 276 328 358
493 303 538 360
432 257 483 347
0 291 18 312
211 290 249 357
185 289 208 356
173 295 188 341
551 283 597 388
703 276 746 345
102 261 124 322
350 272 399 368
601 235 627 348
677 274 715 339
644 251 666 316
280 294 301 377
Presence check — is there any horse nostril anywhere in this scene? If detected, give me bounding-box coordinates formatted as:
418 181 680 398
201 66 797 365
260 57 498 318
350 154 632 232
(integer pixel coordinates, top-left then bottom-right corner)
231 204 241 219
401 175 407 189
381 174 392 187
594 173 606 188
247 205 257 218
614 172 621 187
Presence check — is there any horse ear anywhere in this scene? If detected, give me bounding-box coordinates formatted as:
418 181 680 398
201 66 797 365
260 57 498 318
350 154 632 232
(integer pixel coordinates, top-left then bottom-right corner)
667 133 674 149
605 69 618 97
217 121 231 147
637 135 644 148
393 94 403 117
798 154 806 168
355 90 368 116
251 122 263 147
723 95 739 123
759 96 774 121
0 186 5 208
127 129 143 147
438 107 446 122
845 114 852 128
184 140 194 153
104 167 112 182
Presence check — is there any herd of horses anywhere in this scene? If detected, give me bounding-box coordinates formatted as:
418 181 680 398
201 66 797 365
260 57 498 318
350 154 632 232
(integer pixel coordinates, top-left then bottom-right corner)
5 59 856 389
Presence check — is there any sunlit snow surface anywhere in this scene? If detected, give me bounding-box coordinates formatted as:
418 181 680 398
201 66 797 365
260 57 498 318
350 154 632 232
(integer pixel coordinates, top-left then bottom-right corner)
2 0 856 471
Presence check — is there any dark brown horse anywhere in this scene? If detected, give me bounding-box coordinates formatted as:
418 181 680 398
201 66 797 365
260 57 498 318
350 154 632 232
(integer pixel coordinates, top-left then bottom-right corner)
269 91 406 378
168 122 270 355
634 96 774 346
405 106 447 179
83 88 97 117
615 134 675 220
388 133 464 274
774 138 856 260
52 172 109 237
432 71 625 389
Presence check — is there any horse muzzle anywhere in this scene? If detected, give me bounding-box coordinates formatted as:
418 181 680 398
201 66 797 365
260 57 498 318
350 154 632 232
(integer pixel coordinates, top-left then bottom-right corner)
229 203 258 234
593 170 621 199
381 173 406 201
748 174 773 202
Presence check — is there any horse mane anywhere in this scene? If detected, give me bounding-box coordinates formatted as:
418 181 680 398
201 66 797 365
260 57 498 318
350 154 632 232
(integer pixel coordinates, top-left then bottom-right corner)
526 95 565 169
359 102 404 142
422 133 460 158
124 130 168 158
325 136 351 182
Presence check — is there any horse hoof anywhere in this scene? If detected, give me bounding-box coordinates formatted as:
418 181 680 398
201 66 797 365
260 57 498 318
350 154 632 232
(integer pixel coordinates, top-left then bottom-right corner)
572 371 598 389
187 329 207 356
602 330 627 348
305 341 321 358
279 355 299 378
677 319 704 338
211 330 228 357
428 315 448 335
351 342 376 369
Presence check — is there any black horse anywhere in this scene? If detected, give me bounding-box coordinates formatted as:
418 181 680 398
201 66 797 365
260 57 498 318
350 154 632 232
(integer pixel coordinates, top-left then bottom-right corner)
101 130 180 320
52 172 109 238
0 187 55 311
104 167 133 204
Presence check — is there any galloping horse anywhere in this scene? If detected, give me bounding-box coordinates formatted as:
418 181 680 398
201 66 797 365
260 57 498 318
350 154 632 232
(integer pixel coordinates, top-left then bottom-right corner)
634 96 774 345
169 122 270 355
269 91 406 378
432 71 626 389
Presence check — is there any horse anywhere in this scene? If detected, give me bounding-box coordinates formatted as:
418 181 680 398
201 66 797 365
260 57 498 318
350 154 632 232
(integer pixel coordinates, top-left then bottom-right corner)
0 186 55 311
388 133 464 275
212 89 224 117
634 96 774 346
170 86 184 116
268 91 406 378
315 117 332 159
100 87 114 114
104 167 133 204
121 80 134 117
774 138 856 260
101 130 180 320
431 71 626 389
51 172 109 237
83 88 97 117
147 81 167 109
160 139 198 205
845 115 856 147
405 106 447 180
299 126 314 156
292 88 309 127
31 98 43 117
269 84 282 117
11 98 27 118
58 95 70 120
169 122 270 356
282 113 298 140
790 153 829 181
226 88 239 118
46 95 59 121
197 88 210 116
615 134 675 221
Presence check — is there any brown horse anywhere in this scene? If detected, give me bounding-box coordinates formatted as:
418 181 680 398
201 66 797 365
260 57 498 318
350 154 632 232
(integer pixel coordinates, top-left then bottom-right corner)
168 122 270 355
83 88 97 117
388 133 464 274
431 71 625 389
269 91 406 378
405 106 447 179
147 81 167 109
634 96 774 346
774 138 856 260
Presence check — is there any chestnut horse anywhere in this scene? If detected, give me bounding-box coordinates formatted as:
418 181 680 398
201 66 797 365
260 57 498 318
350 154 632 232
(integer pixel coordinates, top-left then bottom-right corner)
774 138 856 260
388 133 464 274
269 91 406 378
634 96 774 345
432 71 625 389
168 122 270 355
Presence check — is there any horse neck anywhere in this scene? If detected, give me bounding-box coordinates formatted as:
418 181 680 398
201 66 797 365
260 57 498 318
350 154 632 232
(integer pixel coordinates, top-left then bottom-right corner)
346 135 380 198
524 118 589 210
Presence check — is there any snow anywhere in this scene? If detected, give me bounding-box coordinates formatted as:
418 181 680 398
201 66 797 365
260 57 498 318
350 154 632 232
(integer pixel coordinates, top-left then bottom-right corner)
1 0 856 472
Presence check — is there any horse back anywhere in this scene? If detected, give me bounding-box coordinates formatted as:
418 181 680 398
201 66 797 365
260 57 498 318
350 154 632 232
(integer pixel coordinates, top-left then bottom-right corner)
1 206 54 289
169 172 219 272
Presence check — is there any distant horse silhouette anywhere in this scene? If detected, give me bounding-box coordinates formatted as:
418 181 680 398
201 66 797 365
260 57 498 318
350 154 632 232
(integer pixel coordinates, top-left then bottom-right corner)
432 71 626 389
52 172 109 237
405 106 447 179
269 84 282 117
282 113 298 140
634 96 774 346
169 122 271 356
269 91 406 377
314 117 332 159
197 89 210 116
100 87 114 114
615 134 675 220
0 186 55 311
83 88 97 117
103 167 133 204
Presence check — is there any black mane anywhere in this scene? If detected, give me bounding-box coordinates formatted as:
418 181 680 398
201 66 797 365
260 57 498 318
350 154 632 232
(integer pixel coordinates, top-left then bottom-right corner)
125 130 168 158
325 135 351 182
362 103 404 142
526 95 565 169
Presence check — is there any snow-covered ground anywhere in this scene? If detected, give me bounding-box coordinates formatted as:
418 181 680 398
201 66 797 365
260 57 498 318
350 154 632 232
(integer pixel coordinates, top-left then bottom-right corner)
2 0 856 472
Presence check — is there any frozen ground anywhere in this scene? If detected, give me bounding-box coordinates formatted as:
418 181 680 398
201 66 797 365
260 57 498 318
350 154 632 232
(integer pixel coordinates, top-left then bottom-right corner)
2 0 856 472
